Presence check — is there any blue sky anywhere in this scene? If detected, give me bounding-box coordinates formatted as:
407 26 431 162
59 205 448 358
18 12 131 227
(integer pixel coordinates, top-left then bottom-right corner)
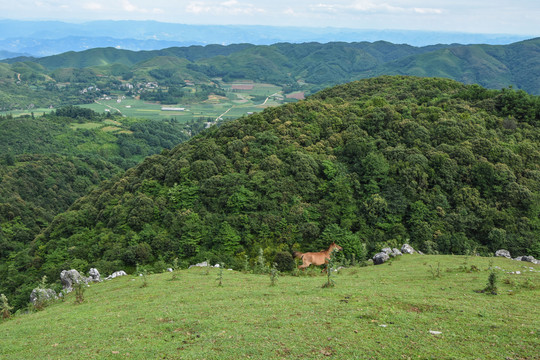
1 0 538 35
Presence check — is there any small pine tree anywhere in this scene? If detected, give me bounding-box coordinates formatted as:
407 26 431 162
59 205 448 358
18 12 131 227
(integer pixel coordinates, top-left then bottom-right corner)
484 271 498 295
33 275 50 311
74 282 85 304
141 268 149 288
270 263 279 287
243 254 250 273
322 248 339 288
216 263 224 287
171 257 179 281
255 248 267 274
1 294 13 319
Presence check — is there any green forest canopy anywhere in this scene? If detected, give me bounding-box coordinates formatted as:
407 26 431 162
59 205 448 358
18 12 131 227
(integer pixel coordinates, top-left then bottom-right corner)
1 75 540 309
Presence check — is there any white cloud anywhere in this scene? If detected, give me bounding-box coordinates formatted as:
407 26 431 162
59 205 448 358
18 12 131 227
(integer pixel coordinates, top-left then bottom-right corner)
122 0 138 12
283 7 295 15
310 1 443 15
414 8 443 14
83 2 103 10
186 1 265 15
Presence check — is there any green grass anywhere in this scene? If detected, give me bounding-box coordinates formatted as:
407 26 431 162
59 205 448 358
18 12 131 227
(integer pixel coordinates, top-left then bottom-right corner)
1 255 538 359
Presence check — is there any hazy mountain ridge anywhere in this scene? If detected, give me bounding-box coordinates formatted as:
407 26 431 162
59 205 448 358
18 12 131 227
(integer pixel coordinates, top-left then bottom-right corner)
0 20 533 58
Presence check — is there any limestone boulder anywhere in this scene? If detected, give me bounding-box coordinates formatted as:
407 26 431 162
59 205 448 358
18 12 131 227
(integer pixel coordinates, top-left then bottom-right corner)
30 288 57 306
105 270 127 280
88 268 101 282
373 252 390 265
495 250 511 259
401 244 416 254
60 269 87 293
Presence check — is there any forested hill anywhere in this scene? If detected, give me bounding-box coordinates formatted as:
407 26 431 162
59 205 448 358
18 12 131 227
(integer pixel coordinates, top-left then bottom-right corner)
10 76 535 306
2 38 539 101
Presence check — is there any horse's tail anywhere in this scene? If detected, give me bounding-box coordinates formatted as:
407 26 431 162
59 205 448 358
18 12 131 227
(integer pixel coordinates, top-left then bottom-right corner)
292 251 303 259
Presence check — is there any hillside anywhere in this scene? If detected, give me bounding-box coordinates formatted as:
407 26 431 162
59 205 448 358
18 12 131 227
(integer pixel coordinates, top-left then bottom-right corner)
1 76 534 310
1 255 538 359
0 108 203 308
1 39 539 112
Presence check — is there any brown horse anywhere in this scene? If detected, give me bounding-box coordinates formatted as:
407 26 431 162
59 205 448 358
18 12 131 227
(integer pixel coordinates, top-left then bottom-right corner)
293 242 343 270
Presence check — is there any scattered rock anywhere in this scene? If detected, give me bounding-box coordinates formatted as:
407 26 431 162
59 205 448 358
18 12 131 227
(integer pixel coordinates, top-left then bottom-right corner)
495 249 511 259
105 270 127 280
381 247 392 255
429 330 442 335
214 263 220 268
401 244 416 254
167 268 173 272
519 256 537 264
30 288 57 306
373 252 390 265
87 268 101 282
188 261 209 269
60 269 87 293
391 248 403 257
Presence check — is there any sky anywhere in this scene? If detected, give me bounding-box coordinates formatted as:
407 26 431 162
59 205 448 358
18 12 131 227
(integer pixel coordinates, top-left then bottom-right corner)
1 0 538 35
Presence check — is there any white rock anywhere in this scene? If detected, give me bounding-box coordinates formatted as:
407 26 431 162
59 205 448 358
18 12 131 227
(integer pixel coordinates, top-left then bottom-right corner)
60 269 87 293
105 270 128 280
401 244 416 254
88 268 101 282
429 330 442 335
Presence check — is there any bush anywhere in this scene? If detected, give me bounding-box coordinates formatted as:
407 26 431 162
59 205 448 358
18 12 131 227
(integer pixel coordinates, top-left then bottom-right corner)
273 252 295 272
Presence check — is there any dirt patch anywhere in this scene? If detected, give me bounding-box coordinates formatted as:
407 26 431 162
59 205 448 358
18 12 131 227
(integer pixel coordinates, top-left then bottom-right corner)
286 91 305 100
232 84 254 90
101 126 122 132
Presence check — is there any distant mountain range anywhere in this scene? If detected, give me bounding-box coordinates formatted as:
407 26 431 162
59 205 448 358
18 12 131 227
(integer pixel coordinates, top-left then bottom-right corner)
2 38 538 97
0 20 534 58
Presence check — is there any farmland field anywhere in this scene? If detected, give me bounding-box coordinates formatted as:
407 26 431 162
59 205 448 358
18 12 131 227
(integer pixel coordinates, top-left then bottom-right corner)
76 82 292 122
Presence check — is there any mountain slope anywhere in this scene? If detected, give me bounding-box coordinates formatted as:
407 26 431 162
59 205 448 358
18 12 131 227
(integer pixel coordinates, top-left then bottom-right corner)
18 76 538 288
377 38 540 94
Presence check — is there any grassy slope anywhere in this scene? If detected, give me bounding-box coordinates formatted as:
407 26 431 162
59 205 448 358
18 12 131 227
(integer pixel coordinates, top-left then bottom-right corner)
1 255 538 359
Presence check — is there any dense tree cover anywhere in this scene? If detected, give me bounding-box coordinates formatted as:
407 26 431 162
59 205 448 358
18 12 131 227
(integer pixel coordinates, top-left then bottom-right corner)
2 76 535 311
0 106 203 308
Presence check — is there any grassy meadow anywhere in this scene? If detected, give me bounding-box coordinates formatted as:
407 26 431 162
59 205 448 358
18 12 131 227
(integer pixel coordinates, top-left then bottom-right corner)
1 255 538 359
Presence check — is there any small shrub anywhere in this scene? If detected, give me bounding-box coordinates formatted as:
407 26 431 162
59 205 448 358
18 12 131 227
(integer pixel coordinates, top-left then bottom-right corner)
291 259 300 277
254 248 267 274
1 294 13 319
322 248 339 288
428 262 442 279
33 276 52 311
141 268 149 288
477 271 498 295
216 263 224 287
171 258 179 281
205 259 211 275
136 264 149 287
74 282 85 304
273 252 295 272
270 263 279 287
243 254 249 273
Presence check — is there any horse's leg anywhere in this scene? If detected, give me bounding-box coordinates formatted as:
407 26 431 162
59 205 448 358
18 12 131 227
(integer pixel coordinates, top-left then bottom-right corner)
298 258 310 270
